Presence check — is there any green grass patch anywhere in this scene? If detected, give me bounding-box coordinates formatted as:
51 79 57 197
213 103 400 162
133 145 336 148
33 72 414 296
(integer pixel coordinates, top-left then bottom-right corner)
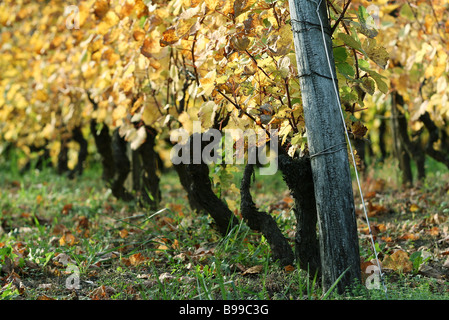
1 156 449 300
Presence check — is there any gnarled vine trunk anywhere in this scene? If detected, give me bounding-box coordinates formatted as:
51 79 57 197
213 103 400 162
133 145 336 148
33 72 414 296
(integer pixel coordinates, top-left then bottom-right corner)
68 126 88 179
278 153 321 277
90 119 116 182
132 126 161 209
172 132 239 236
111 128 133 201
240 163 295 267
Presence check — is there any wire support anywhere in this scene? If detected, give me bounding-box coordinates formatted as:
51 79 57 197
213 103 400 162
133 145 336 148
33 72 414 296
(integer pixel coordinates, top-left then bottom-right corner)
309 142 347 159
290 18 332 37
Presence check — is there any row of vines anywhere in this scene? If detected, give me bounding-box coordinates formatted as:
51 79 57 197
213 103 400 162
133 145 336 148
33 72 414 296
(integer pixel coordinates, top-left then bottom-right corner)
1 0 448 270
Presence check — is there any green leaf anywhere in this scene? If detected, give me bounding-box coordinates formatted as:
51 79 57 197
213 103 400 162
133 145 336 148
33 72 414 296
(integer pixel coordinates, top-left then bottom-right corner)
358 59 389 94
356 6 378 38
340 86 358 104
336 61 355 78
333 47 348 63
263 18 271 28
139 15 147 28
357 6 368 25
291 133 306 145
357 59 371 72
369 71 389 94
360 77 376 95
410 251 423 273
291 98 302 105
337 33 364 52
399 3 414 20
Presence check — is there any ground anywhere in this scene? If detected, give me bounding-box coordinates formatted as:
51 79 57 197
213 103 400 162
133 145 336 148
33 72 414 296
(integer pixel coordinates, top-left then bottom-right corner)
1 157 449 300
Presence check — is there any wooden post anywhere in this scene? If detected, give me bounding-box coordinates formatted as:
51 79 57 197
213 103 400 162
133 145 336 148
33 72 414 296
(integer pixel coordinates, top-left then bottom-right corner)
287 0 361 293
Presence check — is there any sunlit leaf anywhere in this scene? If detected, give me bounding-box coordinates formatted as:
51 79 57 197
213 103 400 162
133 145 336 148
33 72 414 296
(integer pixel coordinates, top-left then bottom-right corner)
362 38 389 69
160 27 179 47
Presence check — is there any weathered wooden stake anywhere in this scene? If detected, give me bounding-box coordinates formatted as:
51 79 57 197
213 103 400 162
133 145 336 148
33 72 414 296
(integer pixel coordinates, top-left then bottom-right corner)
287 0 361 293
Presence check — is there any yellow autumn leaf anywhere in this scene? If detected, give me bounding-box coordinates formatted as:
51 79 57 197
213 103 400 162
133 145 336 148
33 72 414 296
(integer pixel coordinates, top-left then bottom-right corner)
199 70 216 96
130 125 147 150
121 77 135 93
424 14 433 34
94 0 110 19
175 18 197 38
156 244 169 254
178 111 193 134
112 105 128 122
198 101 216 129
160 27 179 47
279 122 292 145
77 2 90 27
97 11 120 35
272 24 293 56
434 52 447 78
141 103 161 125
134 0 149 18
218 0 234 15
172 239 180 250
35 89 48 102
141 36 161 58
205 0 217 11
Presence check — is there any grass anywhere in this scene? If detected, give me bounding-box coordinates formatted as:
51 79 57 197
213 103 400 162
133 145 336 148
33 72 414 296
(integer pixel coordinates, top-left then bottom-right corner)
1 153 449 301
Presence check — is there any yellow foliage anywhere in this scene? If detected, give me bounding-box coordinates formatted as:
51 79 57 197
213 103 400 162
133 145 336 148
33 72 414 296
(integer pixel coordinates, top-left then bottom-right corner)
1 0 447 171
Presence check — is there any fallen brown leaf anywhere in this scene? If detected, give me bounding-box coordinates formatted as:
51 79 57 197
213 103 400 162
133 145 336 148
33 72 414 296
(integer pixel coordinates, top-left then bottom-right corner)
368 201 388 217
242 265 263 275
61 203 73 215
76 216 89 230
52 253 76 267
59 232 77 246
89 285 116 300
37 295 55 300
119 228 129 239
284 265 295 272
382 250 412 273
129 252 147 266
399 233 419 241
52 224 69 236
428 227 440 237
